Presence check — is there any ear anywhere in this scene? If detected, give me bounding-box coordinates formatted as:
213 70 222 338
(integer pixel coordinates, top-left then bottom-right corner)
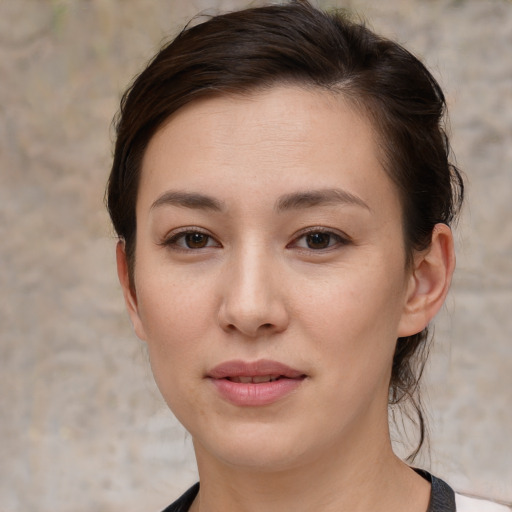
398 224 455 337
116 241 147 341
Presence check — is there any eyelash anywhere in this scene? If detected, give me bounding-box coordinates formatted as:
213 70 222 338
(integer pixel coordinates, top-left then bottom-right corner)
160 227 351 252
288 227 351 251
160 228 221 251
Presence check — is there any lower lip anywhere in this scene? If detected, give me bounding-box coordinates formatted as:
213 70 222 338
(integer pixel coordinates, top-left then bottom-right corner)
210 377 304 406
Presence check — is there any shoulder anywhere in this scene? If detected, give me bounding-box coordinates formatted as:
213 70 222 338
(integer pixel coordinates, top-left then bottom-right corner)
455 493 512 512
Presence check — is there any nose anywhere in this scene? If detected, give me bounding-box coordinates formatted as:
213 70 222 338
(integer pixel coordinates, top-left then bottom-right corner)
217 247 289 338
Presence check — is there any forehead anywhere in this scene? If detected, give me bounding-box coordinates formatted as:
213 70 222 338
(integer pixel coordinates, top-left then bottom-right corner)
138 85 398 216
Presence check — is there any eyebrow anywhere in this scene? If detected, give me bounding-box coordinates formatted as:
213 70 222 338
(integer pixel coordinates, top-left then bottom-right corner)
275 188 371 212
150 191 224 212
150 187 370 214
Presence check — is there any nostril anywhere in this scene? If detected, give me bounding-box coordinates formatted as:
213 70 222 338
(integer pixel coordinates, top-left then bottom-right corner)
262 323 273 329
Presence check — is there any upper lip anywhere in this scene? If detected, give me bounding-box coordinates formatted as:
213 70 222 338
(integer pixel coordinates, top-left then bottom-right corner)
207 359 305 380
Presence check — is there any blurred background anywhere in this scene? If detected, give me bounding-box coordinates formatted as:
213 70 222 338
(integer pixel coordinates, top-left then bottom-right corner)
0 0 511 511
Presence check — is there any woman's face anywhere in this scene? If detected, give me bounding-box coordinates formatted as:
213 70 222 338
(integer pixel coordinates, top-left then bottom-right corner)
120 86 419 471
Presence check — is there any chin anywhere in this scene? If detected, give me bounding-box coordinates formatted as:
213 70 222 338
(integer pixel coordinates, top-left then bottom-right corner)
191 419 327 473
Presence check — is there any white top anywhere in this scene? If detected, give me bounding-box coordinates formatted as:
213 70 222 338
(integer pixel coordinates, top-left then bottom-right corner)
456 493 512 511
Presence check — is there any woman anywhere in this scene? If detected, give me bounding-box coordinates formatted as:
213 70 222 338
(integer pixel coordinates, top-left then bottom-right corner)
106 2 508 511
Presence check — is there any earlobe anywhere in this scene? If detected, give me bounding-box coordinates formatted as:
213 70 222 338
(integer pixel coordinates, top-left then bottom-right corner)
398 224 455 337
116 241 147 341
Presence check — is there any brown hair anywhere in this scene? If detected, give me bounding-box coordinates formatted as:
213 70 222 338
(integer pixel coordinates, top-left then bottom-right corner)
106 0 463 459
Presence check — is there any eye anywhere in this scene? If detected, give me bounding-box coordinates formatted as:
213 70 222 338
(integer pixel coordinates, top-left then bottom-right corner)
304 232 334 250
290 229 349 251
162 230 221 250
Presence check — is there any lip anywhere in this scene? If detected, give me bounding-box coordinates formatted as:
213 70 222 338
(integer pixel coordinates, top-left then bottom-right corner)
207 359 306 407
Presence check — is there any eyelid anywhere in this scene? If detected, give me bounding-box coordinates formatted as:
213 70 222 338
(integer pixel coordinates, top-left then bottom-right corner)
159 226 222 250
287 226 352 250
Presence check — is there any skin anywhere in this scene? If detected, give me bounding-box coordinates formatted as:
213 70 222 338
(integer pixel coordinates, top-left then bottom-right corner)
117 85 455 512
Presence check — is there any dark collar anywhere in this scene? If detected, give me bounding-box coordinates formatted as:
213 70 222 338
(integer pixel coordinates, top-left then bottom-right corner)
415 468 456 512
162 470 456 512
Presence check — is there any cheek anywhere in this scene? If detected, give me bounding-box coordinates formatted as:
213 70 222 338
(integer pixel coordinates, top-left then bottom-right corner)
295 264 406 379
297 261 406 331
134 273 214 379
136 259 213 330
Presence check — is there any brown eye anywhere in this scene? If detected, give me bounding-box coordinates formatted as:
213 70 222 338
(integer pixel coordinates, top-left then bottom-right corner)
163 230 220 250
185 232 209 248
288 229 350 252
305 232 332 249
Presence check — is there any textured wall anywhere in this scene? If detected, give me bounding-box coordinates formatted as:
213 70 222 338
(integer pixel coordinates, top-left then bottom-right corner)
0 1 511 511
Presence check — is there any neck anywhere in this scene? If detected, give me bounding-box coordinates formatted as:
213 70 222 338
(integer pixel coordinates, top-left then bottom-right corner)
190 426 430 512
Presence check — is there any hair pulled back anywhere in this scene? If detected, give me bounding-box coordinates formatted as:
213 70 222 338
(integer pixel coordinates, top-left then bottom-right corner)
106 0 463 459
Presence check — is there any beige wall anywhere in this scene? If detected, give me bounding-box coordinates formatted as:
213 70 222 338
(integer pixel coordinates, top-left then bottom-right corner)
1 0 511 510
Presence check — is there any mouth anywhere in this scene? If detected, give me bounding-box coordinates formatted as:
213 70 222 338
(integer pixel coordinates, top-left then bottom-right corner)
227 375 283 383
207 359 307 406
208 359 306 381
